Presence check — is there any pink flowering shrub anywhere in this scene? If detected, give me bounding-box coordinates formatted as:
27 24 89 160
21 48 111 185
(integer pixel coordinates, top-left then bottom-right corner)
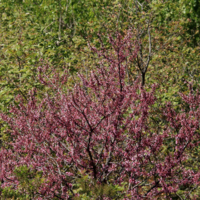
0 31 200 199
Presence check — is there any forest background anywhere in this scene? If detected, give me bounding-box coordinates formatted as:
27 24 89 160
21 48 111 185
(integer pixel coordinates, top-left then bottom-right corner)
0 0 200 199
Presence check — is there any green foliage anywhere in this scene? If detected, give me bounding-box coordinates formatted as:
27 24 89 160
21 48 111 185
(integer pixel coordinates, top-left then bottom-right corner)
14 165 44 191
0 0 199 111
73 171 126 199
1 165 45 199
1 186 27 200
181 0 200 46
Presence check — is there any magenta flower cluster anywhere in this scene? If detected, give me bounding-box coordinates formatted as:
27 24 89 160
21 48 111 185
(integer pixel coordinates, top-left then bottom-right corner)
0 30 200 199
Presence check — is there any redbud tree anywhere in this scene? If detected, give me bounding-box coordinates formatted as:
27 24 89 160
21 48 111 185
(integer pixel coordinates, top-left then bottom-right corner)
0 30 200 199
